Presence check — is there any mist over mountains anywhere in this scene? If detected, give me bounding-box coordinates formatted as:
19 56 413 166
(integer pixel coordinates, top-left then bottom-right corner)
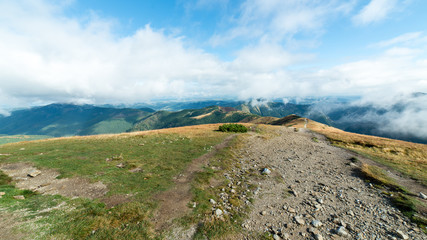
0 94 426 144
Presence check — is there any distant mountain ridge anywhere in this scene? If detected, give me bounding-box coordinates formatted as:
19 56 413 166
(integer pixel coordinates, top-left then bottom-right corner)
0 99 426 144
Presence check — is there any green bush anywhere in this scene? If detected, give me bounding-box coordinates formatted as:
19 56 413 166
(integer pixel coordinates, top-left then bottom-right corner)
218 124 248 133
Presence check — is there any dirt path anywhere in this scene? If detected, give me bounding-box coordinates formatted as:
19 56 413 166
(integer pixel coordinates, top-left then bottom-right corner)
236 127 426 239
151 134 236 231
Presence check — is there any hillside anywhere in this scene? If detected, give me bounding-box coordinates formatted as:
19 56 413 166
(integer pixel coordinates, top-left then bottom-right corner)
132 106 258 131
0 123 425 239
0 104 155 137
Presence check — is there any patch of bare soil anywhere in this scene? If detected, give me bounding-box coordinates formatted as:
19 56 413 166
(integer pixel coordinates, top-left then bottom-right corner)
0 163 108 199
234 127 426 239
152 135 236 231
0 210 28 240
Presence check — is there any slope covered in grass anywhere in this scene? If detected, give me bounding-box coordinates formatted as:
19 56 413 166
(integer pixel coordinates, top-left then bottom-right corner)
0 124 237 239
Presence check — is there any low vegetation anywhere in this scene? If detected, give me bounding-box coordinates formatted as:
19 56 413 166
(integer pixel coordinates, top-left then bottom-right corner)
218 123 248 133
0 124 239 239
0 135 51 145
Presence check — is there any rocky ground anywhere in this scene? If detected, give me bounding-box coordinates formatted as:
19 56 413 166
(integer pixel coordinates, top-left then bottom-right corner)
217 126 426 239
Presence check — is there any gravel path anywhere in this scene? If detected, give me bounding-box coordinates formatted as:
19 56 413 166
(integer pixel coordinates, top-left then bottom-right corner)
237 127 426 239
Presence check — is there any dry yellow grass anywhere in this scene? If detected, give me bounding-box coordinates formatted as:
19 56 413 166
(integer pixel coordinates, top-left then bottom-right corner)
190 110 215 119
282 118 427 185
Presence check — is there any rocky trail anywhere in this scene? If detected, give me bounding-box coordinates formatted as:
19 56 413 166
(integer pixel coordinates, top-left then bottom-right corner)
225 126 426 239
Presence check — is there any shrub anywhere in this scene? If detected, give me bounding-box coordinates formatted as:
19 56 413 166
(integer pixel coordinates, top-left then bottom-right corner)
218 124 248 133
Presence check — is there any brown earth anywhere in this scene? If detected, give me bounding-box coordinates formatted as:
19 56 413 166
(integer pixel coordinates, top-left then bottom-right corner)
151 134 236 230
0 162 108 199
232 126 426 239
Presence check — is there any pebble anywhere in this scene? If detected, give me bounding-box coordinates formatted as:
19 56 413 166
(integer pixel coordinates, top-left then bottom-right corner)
27 169 41 177
262 168 271 175
294 215 305 225
273 234 281 240
209 199 216 204
419 192 427 200
314 233 323 240
311 220 323 228
336 226 348 237
395 230 409 239
13 195 25 200
215 209 223 216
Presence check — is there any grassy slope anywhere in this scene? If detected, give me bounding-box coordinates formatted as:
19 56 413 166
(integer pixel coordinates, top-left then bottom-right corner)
0 135 51 145
0 124 236 239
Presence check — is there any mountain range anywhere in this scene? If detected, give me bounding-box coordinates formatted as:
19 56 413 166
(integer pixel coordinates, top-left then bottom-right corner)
0 98 426 144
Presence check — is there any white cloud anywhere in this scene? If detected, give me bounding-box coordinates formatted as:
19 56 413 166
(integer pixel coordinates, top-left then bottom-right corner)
210 0 355 46
353 0 398 25
374 32 423 47
0 1 426 116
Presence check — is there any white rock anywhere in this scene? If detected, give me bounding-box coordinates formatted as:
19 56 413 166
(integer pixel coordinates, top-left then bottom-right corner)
262 168 271 175
336 226 348 237
419 192 427 200
396 230 409 240
28 169 41 177
311 220 323 228
273 234 281 240
314 234 324 240
209 199 216 204
294 216 305 225
215 209 223 216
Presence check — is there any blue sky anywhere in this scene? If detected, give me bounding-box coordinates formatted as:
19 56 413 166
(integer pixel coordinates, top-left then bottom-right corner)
0 0 426 111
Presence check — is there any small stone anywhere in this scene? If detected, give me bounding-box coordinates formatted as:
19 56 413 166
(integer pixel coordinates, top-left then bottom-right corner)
314 234 323 240
261 210 267 215
261 168 271 175
13 195 25 200
317 198 324 204
282 233 290 239
336 226 348 237
28 169 41 177
273 234 281 240
209 199 216 204
288 207 296 213
311 220 323 228
294 215 305 225
395 230 409 239
116 163 125 168
308 227 320 234
348 210 354 216
128 167 142 173
419 192 427 200
215 209 223 216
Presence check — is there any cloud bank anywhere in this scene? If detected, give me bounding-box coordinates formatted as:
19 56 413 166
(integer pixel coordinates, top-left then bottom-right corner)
0 0 426 114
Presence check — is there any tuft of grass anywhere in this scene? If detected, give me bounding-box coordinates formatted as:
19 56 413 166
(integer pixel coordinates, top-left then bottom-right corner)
0 170 12 185
361 164 406 192
349 157 359 163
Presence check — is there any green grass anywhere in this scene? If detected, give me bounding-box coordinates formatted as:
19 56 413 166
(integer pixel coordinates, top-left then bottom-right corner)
0 135 51 145
0 127 233 239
